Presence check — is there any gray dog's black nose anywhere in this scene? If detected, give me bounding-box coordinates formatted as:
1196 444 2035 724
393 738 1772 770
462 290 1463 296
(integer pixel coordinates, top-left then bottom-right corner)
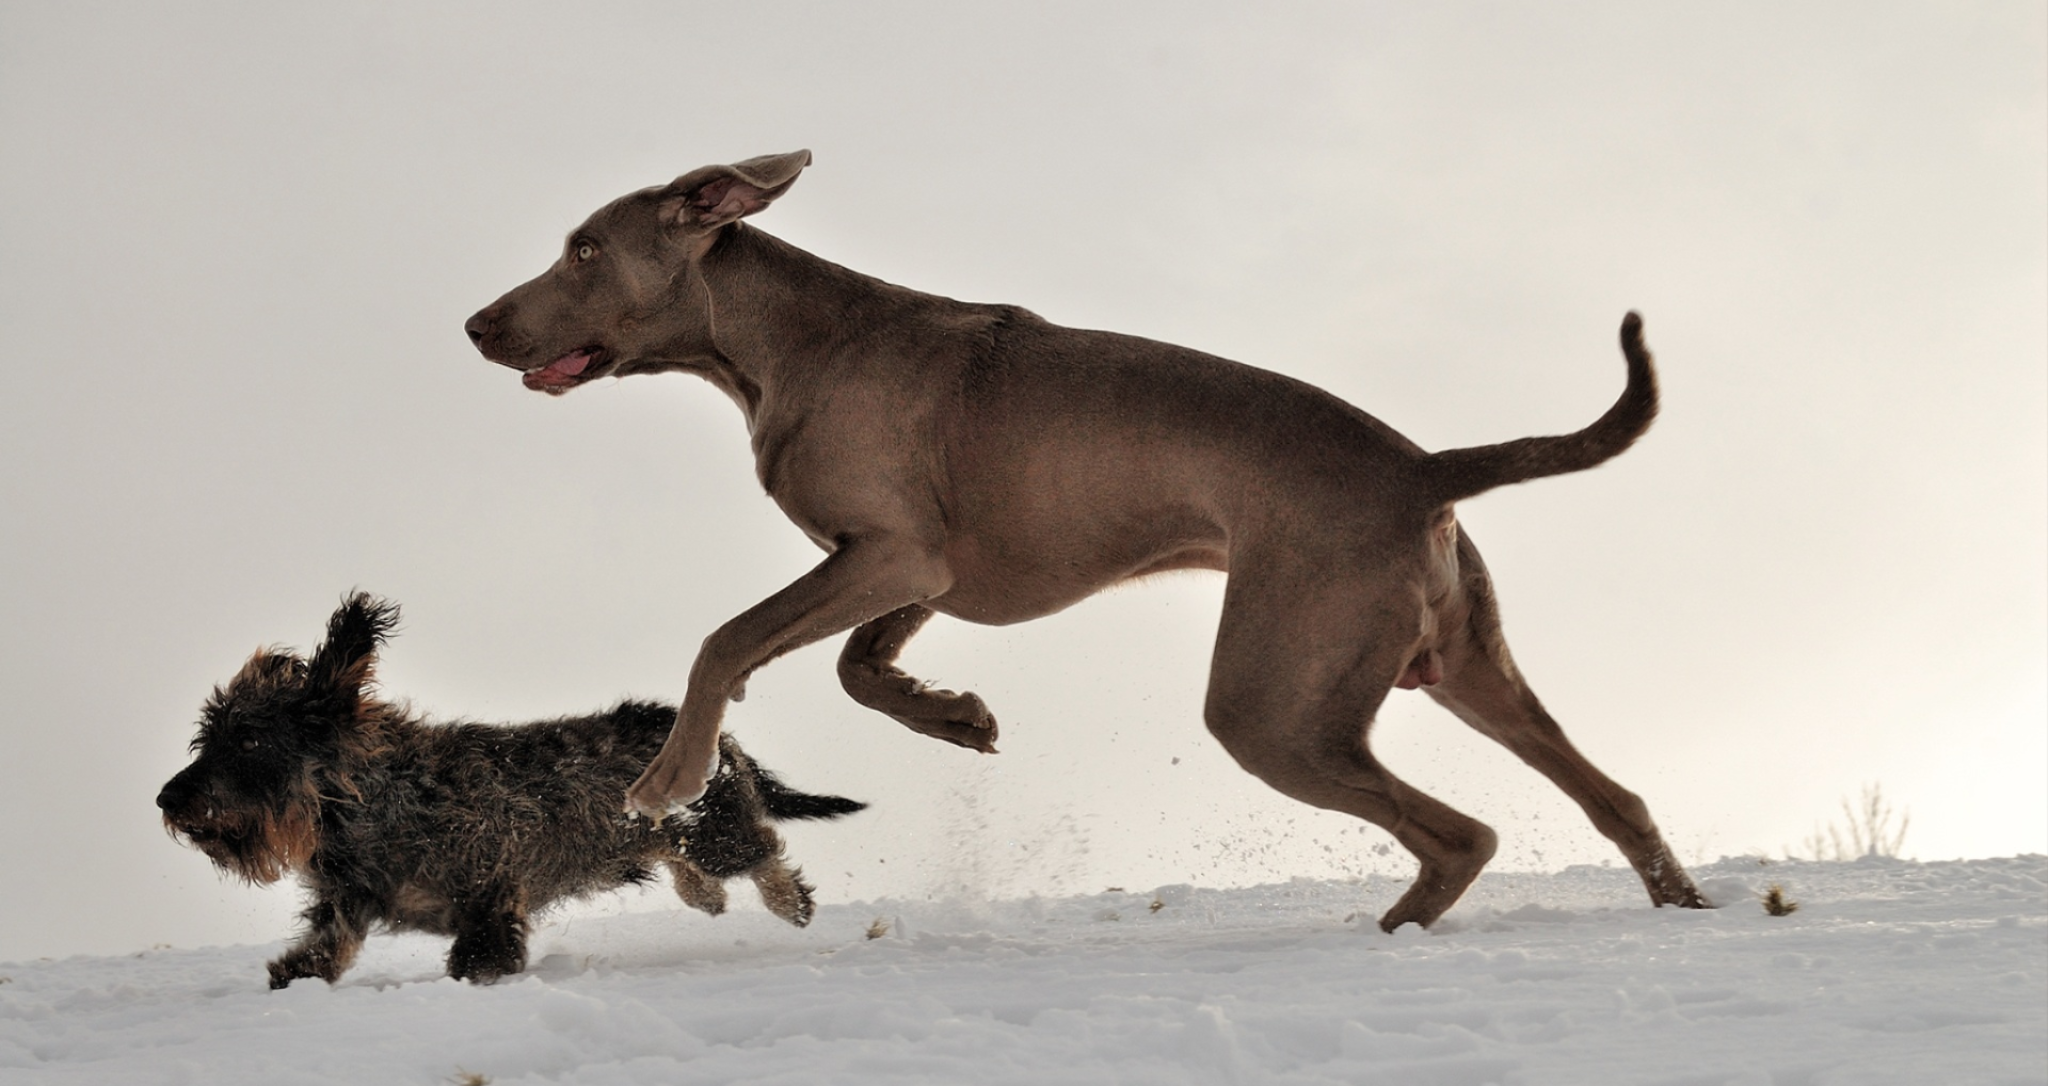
464 310 493 348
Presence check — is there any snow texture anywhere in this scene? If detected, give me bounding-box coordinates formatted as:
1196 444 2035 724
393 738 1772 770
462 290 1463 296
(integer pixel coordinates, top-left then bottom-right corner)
3 857 2043 1085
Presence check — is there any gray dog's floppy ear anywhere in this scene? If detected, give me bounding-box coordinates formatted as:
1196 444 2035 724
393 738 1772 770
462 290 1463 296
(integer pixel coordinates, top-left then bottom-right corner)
660 149 812 233
308 591 399 700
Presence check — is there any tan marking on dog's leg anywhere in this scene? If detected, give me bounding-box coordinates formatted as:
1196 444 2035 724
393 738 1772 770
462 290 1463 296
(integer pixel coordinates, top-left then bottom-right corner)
667 859 728 916
750 856 817 928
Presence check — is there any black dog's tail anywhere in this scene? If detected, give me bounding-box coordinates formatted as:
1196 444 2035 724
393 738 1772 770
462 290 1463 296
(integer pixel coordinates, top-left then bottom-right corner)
756 772 868 821
701 728 867 821
1419 311 1658 506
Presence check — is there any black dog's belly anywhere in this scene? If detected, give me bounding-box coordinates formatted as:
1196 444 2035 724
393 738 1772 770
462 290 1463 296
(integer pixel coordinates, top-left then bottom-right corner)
382 888 459 936
357 831 674 939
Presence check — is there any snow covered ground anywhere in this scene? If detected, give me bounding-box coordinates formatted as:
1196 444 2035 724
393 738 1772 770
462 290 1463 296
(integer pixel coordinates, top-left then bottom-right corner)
3 856 2042 1085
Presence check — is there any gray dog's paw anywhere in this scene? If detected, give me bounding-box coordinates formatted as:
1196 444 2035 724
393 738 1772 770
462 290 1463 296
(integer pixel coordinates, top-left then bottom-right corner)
894 689 999 752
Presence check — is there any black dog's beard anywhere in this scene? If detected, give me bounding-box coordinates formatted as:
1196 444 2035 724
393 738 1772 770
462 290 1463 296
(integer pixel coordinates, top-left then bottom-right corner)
165 799 317 885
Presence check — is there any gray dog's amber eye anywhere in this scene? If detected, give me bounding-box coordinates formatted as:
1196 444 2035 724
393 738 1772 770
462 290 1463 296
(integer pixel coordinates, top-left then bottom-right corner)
573 242 596 262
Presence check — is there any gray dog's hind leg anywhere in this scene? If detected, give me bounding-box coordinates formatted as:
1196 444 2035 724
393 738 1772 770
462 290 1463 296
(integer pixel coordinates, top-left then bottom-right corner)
1426 663 1706 909
1201 551 1501 932
1425 648 1705 905
1423 533 1707 911
838 604 999 752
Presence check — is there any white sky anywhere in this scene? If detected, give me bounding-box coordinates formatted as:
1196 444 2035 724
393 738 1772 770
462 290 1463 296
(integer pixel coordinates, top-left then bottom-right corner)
1 2 2041 962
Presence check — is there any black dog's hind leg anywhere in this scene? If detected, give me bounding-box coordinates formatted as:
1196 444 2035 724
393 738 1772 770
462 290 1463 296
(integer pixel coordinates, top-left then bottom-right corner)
446 882 530 983
268 896 372 989
668 858 729 916
684 764 818 927
750 855 818 927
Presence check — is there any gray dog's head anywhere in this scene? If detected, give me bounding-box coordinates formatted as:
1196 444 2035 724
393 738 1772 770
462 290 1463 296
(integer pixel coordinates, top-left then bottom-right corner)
463 149 811 395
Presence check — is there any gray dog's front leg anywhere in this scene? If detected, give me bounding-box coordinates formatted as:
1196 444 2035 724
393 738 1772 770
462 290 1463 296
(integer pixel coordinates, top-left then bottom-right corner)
626 538 954 818
838 604 998 752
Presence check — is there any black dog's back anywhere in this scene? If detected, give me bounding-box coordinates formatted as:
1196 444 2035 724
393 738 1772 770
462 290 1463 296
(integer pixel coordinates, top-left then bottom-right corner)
374 701 691 913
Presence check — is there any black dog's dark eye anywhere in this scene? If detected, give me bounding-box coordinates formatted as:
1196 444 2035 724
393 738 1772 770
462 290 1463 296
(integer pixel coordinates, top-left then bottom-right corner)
240 736 264 752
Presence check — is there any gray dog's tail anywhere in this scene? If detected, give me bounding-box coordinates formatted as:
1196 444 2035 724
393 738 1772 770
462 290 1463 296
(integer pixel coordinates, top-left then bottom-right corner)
757 773 868 821
1419 312 1658 506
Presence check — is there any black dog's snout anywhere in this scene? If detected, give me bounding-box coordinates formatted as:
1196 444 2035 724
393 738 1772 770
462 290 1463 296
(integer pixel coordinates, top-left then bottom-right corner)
156 769 199 814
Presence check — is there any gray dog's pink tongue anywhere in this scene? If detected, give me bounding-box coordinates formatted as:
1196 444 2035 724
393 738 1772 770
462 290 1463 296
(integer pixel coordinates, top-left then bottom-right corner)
523 350 594 392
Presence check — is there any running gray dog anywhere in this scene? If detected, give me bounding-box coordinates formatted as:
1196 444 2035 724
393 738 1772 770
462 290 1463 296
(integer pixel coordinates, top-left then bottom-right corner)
463 150 1707 931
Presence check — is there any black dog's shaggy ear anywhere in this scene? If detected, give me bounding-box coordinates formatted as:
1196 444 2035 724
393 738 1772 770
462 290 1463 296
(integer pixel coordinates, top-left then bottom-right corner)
659 150 811 233
308 591 399 698
230 648 302 690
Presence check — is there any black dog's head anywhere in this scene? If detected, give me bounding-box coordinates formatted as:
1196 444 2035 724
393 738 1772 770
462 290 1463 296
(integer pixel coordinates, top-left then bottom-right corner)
157 592 399 883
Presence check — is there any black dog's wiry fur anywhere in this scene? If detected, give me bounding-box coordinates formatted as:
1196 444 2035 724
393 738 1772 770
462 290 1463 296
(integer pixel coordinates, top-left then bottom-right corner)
157 592 866 987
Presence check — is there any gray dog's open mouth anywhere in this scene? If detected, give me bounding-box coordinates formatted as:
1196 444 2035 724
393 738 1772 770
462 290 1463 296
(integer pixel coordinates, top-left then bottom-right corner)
522 348 606 395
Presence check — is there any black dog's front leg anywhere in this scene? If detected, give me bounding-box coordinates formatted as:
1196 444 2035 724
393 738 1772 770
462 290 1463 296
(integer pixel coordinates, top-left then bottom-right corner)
267 896 370 989
446 882 530 984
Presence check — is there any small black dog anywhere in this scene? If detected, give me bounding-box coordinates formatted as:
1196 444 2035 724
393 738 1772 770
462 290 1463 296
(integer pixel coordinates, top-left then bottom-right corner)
158 592 866 987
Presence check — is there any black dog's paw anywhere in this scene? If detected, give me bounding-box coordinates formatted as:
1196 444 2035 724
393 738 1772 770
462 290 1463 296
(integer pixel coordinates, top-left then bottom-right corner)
786 889 817 928
266 954 328 990
447 926 527 984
